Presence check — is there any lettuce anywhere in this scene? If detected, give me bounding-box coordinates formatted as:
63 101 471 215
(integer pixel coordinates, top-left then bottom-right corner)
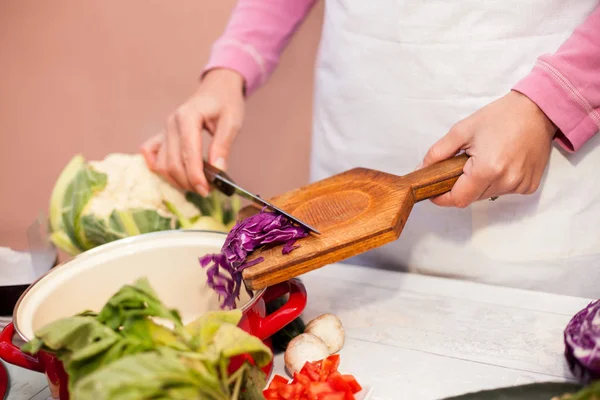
22 278 271 400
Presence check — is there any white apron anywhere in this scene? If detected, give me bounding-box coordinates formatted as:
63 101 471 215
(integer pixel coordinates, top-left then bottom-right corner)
310 0 600 298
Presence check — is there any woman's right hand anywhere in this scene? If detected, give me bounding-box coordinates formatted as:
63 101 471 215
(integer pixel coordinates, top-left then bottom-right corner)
141 68 246 196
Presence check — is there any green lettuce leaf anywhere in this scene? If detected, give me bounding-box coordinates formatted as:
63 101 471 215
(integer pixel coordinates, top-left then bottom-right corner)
21 278 271 400
240 363 268 400
71 350 223 400
184 310 243 350
21 316 118 355
212 324 272 368
96 278 182 330
21 315 121 384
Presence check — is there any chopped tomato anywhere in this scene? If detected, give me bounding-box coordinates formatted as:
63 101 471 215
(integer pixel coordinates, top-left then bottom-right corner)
341 375 362 393
278 383 304 400
313 359 323 370
299 361 321 382
292 372 312 386
327 372 350 392
263 355 362 400
318 394 346 400
306 382 335 400
268 374 290 389
319 354 341 381
263 388 282 399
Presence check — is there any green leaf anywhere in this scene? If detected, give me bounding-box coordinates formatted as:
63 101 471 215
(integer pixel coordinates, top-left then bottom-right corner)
22 278 273 400
211 192 224 225
130 209 173 233
67 319 185 387
81 209 174 248
20 338 44 355
239 363 267 400
164 200 194 228
441 382 584 400
71 351 207 400
188 216 228 232
113 210 141 236
20 315 122 387
61 165 108 251
212 324 272 368
146 320 188 351
49 154 85 232
556 380 600 400
186 191 214 216
184 310 243 350
80 213 124 247
96 278 182 330
21 316 118 355
48 230 81 256
184 190 241 227
71 348 230 400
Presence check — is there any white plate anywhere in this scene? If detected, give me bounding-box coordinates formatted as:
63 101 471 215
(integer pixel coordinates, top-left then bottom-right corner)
355 385 374 400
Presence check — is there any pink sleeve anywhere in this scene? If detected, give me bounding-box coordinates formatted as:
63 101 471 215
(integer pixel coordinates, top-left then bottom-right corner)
203 0 318 96
512 5 600 152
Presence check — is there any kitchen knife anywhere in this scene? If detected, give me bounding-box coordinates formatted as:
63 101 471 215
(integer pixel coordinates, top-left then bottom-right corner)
203 161 320 234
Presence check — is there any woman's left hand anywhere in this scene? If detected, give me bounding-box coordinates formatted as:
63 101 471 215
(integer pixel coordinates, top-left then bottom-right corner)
420 90 557 208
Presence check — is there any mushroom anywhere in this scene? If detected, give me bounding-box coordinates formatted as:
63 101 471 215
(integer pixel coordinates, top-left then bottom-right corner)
284 333 330 376
304 313 345 354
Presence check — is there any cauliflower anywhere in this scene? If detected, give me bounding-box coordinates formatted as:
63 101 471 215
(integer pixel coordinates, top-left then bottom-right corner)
49 153 240 255
87 154 199 220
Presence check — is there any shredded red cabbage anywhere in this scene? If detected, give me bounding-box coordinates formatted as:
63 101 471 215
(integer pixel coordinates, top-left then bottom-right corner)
564 299 600 383
199 210 309 309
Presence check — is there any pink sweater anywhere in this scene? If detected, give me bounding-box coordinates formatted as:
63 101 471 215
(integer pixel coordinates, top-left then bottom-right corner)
204 1 600 153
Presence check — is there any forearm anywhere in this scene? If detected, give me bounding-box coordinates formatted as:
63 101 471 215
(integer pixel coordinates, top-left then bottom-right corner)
203 0 318 95
513 4 600 152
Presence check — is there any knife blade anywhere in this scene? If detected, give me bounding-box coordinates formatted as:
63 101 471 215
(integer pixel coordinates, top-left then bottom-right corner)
203 162 320 234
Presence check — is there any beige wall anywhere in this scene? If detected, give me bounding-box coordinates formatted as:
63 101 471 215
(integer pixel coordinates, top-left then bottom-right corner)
0 1 324 250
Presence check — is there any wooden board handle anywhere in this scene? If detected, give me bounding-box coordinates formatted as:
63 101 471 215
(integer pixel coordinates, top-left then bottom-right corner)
406 154 468 202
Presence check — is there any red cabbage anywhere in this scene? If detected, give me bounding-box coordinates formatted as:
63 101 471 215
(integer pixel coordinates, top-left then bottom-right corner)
564 299 600 383
199 210 309 309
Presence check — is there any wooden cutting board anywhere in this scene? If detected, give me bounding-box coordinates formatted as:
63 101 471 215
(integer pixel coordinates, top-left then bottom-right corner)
241 154 468 290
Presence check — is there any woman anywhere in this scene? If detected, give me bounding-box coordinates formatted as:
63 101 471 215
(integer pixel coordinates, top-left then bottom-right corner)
142 1 600 297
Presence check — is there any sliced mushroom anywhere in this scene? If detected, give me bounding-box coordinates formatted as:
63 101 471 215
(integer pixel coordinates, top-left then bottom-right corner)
284 333 330 376
304 313 345 354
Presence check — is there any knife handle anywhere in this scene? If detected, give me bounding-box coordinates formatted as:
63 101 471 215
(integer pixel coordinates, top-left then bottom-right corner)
203 161 235 196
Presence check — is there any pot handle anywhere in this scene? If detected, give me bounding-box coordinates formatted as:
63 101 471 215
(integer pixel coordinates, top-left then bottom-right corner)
0 323 44 372
255 278 307 340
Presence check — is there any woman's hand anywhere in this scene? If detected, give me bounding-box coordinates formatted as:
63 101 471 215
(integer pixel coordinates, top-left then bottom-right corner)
420 90 557 208
141 68 246 196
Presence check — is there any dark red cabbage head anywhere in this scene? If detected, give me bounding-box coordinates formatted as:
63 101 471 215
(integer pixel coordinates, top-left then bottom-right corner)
199 210 309 309
564 299 600 384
